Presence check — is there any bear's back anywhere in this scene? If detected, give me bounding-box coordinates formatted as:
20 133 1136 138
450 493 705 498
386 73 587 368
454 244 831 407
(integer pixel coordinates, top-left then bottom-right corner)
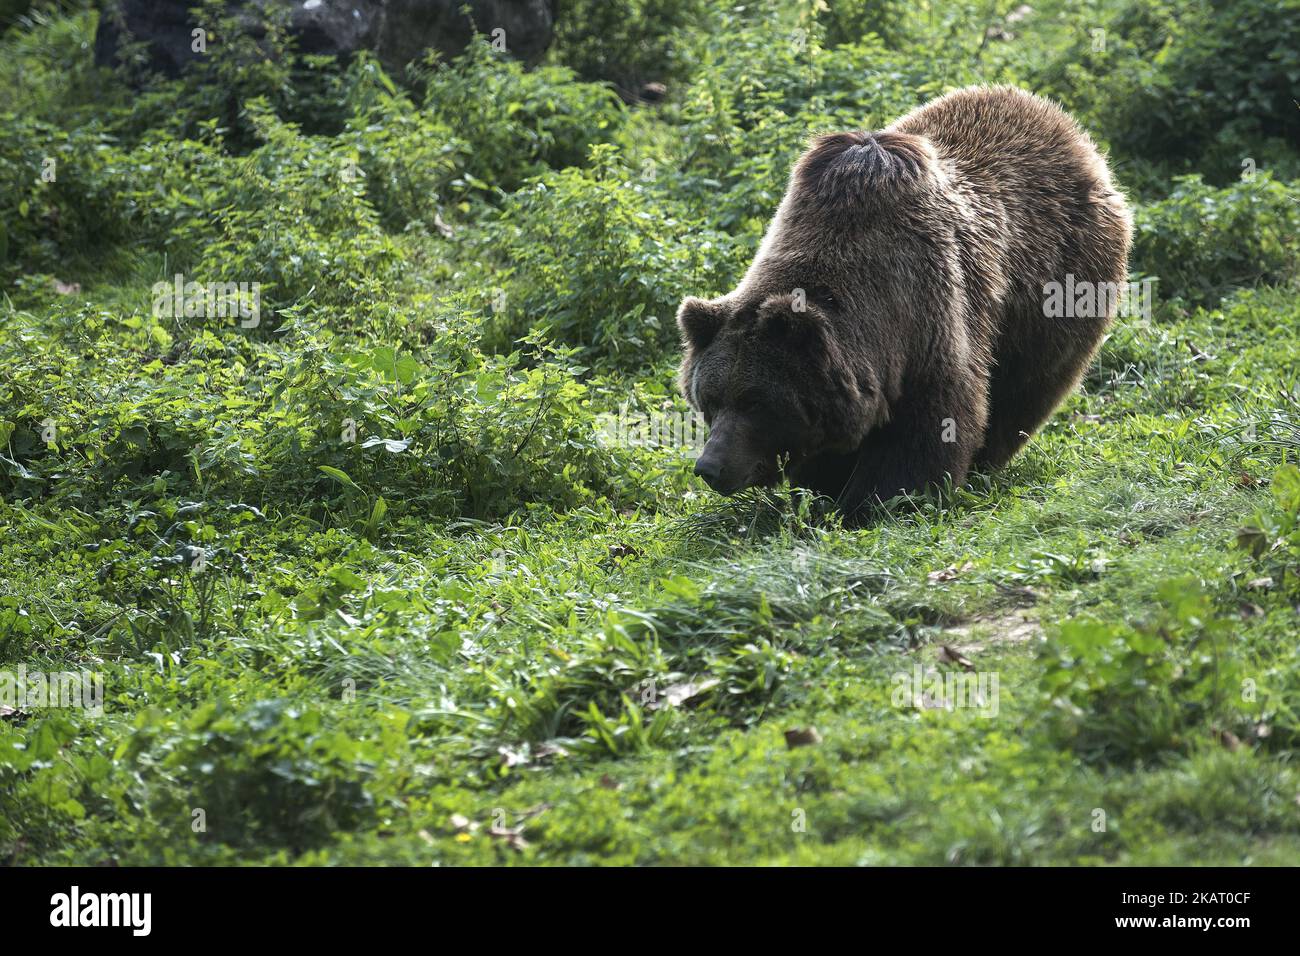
889 85 1130 314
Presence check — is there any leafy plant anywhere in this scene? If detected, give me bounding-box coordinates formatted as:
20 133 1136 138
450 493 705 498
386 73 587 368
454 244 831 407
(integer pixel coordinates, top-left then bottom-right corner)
1040 580 1251 762
1236 464 1300 595
1133 173 1300 306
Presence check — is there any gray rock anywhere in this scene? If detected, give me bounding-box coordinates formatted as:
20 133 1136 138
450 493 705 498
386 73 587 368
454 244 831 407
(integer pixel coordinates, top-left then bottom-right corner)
94 0 555 79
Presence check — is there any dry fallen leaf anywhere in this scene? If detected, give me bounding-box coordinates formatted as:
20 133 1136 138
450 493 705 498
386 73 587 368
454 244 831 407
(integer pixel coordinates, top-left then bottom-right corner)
649 677 720 710
938 645 975 671
784 727 822 749
53 279 81 295
599 774 621 790
1216 729 1242 752
927 561 974 583
488 826 529 851
1246 577 1274 591
533 741 570 761
498 745 530 768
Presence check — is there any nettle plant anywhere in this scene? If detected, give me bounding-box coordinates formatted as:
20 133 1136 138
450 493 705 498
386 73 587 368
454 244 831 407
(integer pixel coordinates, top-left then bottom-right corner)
264 306 646 521
0 115 131 276
1237 464 1300 596
90 500 263 652
481 143 741 365
124 104 397 320
338 56 475 234
1039 580 1254 763
1133 174 1300 308
412 37 626 193
118 695 406 852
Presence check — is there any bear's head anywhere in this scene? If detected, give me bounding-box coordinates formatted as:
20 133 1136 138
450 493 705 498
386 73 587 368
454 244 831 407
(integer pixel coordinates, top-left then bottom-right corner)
676 291 884 496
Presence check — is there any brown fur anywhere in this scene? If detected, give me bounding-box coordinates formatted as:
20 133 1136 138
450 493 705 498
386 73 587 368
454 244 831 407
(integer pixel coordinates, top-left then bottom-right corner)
676 85 1132 519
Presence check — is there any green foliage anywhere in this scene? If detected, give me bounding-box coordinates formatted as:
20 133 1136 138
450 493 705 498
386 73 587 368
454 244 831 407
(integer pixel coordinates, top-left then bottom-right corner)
1132 173 1300 307
550 0 708 90
338 56 473 232
1026 0 1300 185
0 6 104 126
118 697 401 850
413 38 625 193
0 0 32 29
1236 464 1300 595
105 0 358 144
1112 0 1300 170
124 103 397 314
3 0 1300 866
481 143 742 363
817 0 920 49
1040 581 1251 762
0 115 129 275
0 298 662 520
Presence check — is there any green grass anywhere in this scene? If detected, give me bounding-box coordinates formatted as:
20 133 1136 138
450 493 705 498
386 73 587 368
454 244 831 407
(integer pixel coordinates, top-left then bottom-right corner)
2 0 1299 865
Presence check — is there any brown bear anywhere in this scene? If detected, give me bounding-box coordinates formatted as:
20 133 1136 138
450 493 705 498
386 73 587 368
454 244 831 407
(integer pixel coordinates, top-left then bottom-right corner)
676 85 1132 519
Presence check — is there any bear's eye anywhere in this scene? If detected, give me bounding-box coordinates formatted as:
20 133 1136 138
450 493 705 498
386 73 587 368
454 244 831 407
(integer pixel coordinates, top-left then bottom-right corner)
806 284 838 309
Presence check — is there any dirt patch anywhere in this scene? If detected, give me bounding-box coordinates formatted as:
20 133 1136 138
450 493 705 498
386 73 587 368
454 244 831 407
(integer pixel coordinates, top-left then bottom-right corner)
941 611 1042 656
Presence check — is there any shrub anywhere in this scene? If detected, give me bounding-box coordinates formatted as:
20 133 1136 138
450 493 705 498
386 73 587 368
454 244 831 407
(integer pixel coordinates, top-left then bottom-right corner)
122 697 392 851
1132 173 1300 306
0 295 672 521
267 308 626 519
0 115 130 275
480 143 742 365
1026 0 1300 184
1040 580 1252 762
414 38 625 194
550 0 708 92
817 0 916 49
339 56 473 232
662 14 949 232
1123 0 1300 164
122 102 397 316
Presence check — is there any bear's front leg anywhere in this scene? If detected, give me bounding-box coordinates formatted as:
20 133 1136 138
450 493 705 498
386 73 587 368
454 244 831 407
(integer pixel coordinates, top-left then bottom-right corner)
835 373 984 517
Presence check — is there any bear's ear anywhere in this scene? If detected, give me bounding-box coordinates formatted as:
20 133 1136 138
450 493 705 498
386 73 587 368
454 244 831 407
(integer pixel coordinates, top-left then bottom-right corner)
755 293 827 342
677 296 725 351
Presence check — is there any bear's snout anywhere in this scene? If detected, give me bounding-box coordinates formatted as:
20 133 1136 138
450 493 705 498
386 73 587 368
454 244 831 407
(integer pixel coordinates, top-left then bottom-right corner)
692 454 728 492
694 440 750 495
693 415 771 495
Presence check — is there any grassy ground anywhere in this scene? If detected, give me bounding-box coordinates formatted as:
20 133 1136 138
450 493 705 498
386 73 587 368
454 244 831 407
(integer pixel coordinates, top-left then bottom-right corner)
2 1 1299 864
